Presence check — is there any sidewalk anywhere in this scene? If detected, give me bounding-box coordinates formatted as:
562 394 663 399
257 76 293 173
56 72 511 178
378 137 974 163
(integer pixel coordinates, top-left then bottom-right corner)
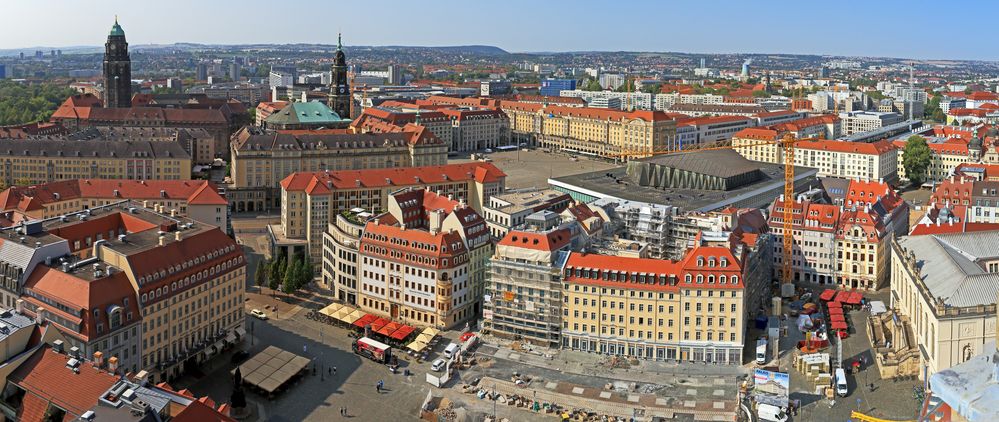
477 334 747 387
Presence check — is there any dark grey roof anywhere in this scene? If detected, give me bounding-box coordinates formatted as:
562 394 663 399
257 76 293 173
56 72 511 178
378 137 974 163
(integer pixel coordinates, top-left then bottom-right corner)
0 138 190 160
899 231 999 308
234 129 416 152
66 127 212 142
635 149 761 179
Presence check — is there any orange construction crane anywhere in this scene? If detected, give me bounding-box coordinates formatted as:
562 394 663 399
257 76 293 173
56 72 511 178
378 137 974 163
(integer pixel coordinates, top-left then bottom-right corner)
611 132 812 289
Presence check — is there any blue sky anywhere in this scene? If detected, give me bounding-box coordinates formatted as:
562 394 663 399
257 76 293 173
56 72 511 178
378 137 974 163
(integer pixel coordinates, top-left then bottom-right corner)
2 0 994 60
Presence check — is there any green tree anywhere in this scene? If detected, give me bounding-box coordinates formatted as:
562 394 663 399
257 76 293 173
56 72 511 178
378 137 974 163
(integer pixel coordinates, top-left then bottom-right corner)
964 87 973 94
581 79 603 91
866 91 885 101
902 135 932 185
283 255 298 292
254 261 267 288
0 80 76 125
751 90 770 98
268 256 284 291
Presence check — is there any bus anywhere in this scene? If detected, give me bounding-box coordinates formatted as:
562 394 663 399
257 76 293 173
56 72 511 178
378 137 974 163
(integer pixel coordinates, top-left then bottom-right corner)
494 145 518 152
353 337 392 364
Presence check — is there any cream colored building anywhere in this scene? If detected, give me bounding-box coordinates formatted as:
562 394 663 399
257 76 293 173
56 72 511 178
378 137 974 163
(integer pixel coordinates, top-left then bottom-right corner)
0 138 191 186
499 102 678 158
560 233 771 364
227 126 447 212
891 231 999 379
275 162 506 264
893 140 971 182
733 131 899 181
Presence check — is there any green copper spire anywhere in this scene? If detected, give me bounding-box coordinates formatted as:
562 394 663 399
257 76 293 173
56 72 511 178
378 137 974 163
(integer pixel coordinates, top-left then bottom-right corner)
109 16 125 37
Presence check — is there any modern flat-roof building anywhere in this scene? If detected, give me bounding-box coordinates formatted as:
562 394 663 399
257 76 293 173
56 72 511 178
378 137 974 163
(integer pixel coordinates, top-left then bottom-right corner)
549 149 819 212
839 111 903 135
482 188 572 240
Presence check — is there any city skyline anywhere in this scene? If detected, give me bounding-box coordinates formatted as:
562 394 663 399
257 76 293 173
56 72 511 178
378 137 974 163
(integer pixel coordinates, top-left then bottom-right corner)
3 0 999 61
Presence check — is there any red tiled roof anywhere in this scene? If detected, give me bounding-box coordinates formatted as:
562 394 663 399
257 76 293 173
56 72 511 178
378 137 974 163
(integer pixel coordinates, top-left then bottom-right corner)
125 228 243 298
0 180 227 212
280 162 506 192
679 115 752 127
173 399 236 422
23 267 139 341
796 139 897 155
9 346 119 420
734 127 779 141
498 229 571 251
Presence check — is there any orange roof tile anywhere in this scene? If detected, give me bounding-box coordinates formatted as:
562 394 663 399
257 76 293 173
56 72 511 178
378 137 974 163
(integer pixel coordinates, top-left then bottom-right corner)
498 229 571 251
9 346 119 420
0 180 226 212
280 162 506 192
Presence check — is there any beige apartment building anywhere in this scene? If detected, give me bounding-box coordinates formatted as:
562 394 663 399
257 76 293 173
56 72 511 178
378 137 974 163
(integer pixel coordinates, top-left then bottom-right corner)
0 179 229 231
891 230 999 378
275 162 506 264
559 232 771 364
893 140 971 182
733 131 899 181
227 126 447 212
0 138 191 186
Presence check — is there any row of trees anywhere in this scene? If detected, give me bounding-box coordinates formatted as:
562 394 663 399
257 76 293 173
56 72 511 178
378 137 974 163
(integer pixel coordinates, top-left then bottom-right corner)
253 254 314 294
0 80 76 126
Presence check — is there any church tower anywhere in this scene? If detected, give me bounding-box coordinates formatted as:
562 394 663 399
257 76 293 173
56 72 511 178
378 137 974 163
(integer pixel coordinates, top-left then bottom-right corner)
328 33 350 118
103 17 132 108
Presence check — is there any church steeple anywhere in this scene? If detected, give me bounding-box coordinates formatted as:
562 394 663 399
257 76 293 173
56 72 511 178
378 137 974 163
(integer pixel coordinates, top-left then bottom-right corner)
103 17 131 108
328 33 350 119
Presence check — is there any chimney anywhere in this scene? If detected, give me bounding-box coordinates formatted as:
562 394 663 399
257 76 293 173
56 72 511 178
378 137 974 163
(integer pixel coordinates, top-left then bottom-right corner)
52 339 64 354
15 299 23 314
34 307 44 324
142 200 148 209
108 356 119 373
170 209 177 217
159 235 166 246
175 231 182 241
93 351 104 367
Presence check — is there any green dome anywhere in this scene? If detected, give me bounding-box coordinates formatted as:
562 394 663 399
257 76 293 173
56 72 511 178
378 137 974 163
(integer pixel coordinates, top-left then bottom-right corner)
109 19 124 37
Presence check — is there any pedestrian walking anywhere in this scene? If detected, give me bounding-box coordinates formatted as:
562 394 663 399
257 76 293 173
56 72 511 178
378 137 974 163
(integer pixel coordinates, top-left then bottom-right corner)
333 366 337 376
328 367 331 376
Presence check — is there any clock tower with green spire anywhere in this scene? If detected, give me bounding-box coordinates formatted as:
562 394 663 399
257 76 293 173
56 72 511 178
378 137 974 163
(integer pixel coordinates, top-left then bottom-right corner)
328 33 350 119
103 17 132 108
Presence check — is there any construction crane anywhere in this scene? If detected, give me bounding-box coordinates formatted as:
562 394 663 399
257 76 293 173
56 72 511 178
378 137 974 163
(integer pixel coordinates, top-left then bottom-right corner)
611 132 812 290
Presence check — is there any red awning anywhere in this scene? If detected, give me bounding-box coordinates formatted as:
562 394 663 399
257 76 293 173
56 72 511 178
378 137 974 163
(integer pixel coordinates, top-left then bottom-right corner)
819 289 837 301
353 314 378 328
828 307 843 314
845 291 863 305
369 317 390 332
834 291 850 303
831 314 846 322
827 301 842 308
389 325 416 340
830 321 848 330
376 322 404 337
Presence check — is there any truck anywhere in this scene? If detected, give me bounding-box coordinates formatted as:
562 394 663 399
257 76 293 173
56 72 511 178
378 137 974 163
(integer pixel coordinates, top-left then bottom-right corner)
353 337 392 364
755 338 768 365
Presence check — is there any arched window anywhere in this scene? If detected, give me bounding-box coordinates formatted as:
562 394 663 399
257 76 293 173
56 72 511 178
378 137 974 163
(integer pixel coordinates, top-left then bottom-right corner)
696 257 704 267
696 275 703 283
719 275 727 284
731 276 739 284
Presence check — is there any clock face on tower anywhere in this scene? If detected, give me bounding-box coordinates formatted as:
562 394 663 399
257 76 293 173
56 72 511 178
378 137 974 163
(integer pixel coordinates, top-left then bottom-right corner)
339 86 345 94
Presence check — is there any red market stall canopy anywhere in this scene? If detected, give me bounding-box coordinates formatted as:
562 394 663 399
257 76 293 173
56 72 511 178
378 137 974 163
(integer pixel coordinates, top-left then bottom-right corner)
376 321 404 337
834 291 850 303
830 321 848 330
845 291 863 305
389 325 416 341
831 314 846 323
819 289 837 301
369 317 390 332
828 307 843 314
353 314 378 328
827 301 842 308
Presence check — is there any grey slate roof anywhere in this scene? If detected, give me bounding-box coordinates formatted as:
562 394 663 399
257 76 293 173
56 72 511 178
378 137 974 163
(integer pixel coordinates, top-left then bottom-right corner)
899 231 999 308
0 138 191 160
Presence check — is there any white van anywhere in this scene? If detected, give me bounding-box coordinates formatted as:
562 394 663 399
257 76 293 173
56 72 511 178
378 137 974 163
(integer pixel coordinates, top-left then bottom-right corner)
757 403 788 422
835 367 849 396
443 343 460 359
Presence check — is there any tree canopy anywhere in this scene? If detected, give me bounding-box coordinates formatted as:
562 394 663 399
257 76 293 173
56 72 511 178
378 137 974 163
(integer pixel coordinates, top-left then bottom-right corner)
0 80 75 126
902 135 932 185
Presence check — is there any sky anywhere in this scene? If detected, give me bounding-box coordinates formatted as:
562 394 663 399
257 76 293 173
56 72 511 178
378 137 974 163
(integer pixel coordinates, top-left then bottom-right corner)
2 0 995 60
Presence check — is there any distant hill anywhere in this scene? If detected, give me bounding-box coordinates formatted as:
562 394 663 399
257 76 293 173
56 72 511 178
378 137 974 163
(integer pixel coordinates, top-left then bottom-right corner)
377 45 509 56
0 43 509 57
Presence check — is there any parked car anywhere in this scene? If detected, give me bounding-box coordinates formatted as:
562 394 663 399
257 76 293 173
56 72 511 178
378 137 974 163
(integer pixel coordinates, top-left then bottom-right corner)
250 309 268 320
230 350 250 364
431 358 447 372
